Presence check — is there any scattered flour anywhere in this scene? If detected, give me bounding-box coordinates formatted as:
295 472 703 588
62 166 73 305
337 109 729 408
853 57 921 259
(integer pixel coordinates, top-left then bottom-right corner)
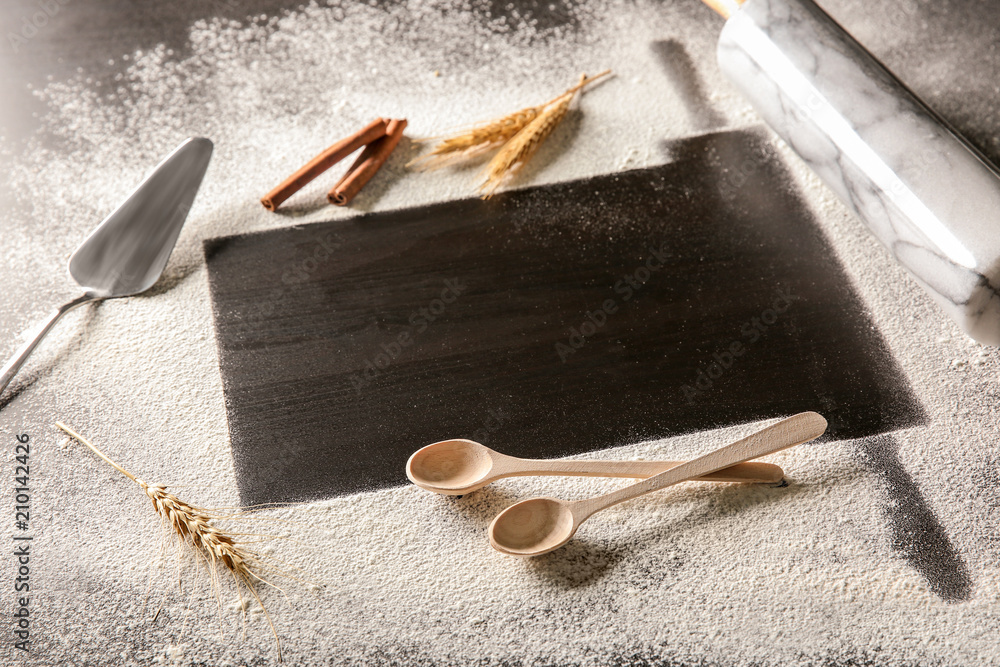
0 0 997 665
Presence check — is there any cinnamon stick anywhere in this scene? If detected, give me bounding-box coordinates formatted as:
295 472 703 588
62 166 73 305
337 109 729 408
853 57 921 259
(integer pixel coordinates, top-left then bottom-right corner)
328 118 408 206
261 117 388 211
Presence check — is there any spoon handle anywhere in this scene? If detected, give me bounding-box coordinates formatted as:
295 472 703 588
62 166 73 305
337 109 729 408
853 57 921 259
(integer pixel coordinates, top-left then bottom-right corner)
495 457 784 484
0 294 98 399
571 412 827 521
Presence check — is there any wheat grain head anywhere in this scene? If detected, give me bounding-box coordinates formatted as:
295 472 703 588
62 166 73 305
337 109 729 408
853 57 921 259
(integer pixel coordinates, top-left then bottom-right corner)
408 106 542 170
478 93 575 197
478 70 611 197
55 422 285 662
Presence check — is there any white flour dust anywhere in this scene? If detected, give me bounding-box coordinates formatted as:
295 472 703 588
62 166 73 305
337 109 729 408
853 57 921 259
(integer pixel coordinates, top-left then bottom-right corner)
0 0 998 665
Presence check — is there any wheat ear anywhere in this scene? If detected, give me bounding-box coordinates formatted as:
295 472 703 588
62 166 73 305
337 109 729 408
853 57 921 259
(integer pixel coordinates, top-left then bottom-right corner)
407 106 542 170
479 69 611 197
55 422 284 663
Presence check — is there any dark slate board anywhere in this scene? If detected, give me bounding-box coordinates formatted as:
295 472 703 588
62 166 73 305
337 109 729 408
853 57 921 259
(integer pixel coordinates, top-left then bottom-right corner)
204 128 923 505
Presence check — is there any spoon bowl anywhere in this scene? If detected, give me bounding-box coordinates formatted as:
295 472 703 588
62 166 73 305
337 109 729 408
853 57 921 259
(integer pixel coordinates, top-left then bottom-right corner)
406 439 494 493
489 497 577 556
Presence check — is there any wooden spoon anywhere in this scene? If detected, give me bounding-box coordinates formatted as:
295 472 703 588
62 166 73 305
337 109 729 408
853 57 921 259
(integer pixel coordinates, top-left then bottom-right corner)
406 439 784 495
489 412 827 557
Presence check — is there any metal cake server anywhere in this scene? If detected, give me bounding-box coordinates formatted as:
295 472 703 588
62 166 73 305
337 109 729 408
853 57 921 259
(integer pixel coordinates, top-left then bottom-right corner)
0 137 213 400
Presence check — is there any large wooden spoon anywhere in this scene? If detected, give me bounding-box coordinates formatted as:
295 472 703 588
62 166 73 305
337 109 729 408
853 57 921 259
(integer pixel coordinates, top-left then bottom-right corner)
406 439 784 495
489 412 827 557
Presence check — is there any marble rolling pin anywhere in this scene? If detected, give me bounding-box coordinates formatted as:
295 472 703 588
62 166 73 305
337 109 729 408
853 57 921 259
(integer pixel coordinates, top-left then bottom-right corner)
703 0 1000 345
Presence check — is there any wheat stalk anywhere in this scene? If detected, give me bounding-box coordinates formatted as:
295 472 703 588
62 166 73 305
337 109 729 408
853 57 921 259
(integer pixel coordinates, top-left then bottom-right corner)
479 70 611 197
55 422 285 663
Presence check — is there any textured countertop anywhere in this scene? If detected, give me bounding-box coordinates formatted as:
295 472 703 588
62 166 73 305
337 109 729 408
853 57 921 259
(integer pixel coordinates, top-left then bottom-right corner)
1 1 998 665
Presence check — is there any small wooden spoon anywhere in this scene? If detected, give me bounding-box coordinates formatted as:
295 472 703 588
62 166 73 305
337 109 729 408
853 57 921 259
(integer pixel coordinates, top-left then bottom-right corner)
489 412 827 557
406 439 784 495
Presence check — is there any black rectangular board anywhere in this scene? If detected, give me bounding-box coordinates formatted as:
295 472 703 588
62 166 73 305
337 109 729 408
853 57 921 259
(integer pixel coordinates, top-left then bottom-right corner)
204 128 923 505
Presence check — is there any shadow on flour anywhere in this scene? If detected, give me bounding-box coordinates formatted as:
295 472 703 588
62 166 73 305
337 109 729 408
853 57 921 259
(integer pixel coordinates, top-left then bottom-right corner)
0 382 29 412
525 478 794 589
529 537 625 588
651 39 727 130
429 486 627 588
445 485 525 527
858 435 972 602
